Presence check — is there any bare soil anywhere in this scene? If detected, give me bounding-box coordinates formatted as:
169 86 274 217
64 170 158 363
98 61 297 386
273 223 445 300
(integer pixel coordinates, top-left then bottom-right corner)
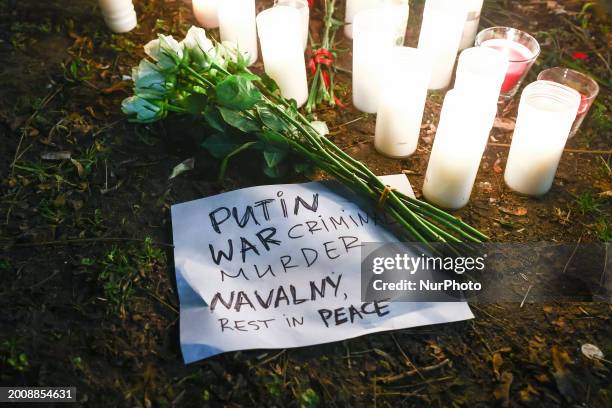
1 0 610 406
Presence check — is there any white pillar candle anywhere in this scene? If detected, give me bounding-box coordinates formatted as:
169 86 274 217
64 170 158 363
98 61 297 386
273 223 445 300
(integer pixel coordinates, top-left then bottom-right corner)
352 8 397 113
257 6 309 107
454 47 508 106
98 0 137 33
417 0 467 90
344 0 385 39
504 81 581 196
218 0 258 66
193 0 219 29
374 47 431 158
422 90 498 209
275 0 310 50
458 0 484 50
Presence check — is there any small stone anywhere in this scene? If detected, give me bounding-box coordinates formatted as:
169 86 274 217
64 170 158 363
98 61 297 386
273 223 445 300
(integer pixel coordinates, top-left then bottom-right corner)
581 343 604 360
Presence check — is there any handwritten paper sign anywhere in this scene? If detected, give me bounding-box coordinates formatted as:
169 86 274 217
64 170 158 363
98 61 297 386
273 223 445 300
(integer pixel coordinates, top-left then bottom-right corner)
172 175 473 363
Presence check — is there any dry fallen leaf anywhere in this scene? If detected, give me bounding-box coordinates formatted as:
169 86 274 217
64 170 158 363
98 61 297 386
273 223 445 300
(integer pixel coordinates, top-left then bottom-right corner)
494 371 513 407
493 158 504 174
499 206 528 216
493 117 516 132
492 352 503 380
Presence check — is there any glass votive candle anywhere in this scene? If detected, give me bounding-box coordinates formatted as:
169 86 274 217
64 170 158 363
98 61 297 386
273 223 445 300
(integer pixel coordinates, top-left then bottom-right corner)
193 0 219 29
274 0 309 50
374 47 431 158
504 80 581 196
352 8 397 113
218 0 258 65
257 6 309 107
344 0 385 39
475 27 540 99
454 46 509 106
417 0 467 90
422 89 497 209
537 67 600 138
458 0 484 50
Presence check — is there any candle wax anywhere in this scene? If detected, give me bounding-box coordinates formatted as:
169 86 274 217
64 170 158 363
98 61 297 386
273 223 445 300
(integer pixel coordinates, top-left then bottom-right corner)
481 38 534 92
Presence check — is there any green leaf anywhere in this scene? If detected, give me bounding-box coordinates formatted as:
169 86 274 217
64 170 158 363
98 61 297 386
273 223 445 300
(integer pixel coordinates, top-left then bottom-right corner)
239 72 261 81
260 72 279 93
203 106 225 132
201 133 242 158
169 157 195 180
259 130 287 147
185 94 208 115
219 107 260 133
263 163 282 178
215 75 261 110
294 162 312 174
263 148 287 168
257 106 285 132
218 141 260 181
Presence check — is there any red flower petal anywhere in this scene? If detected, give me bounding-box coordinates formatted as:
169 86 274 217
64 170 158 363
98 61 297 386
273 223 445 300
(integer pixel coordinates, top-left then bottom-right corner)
572 51 588 60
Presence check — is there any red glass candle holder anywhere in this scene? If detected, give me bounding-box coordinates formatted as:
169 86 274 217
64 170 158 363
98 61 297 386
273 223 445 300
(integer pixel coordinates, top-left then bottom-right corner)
475 27 540 100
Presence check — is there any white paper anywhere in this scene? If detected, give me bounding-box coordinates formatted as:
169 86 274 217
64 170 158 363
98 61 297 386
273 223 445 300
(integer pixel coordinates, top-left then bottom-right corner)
171 174 473 363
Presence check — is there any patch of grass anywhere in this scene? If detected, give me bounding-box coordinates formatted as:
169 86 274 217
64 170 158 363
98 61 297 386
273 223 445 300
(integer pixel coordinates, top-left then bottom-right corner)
86 238 165 318
61 57 93 83
0 339 29 372
264 373 284 399
299 388 320 408
593 218 611 242
575 192 601 215
38 197 67 225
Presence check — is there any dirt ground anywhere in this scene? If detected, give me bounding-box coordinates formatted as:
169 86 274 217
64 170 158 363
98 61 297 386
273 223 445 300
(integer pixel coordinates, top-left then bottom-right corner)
1 0 610 406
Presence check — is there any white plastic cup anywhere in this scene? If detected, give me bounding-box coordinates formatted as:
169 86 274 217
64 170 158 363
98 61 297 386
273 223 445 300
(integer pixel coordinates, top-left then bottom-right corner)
218 0 259 65
257 6 309 107
274 0 310 50
374 47 431 158
98 0 137 33
352 8 397 113
458 0 484 50
417 0 467 90
344 0 385 39
422 89 498 209
504 80 581 196
193 0 220 29
454 46 509 106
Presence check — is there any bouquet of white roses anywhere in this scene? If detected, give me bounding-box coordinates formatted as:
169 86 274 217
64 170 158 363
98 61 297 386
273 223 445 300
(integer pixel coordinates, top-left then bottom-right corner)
122 27 488 246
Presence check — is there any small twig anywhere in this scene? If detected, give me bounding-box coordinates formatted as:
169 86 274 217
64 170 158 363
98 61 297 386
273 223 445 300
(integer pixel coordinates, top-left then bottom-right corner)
253 349 286 367
520 284 534 308
561 236 582 274
391 334 425 380
378 359 449 384
330 115 366 131
146 291 179 314
600 243 608 287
